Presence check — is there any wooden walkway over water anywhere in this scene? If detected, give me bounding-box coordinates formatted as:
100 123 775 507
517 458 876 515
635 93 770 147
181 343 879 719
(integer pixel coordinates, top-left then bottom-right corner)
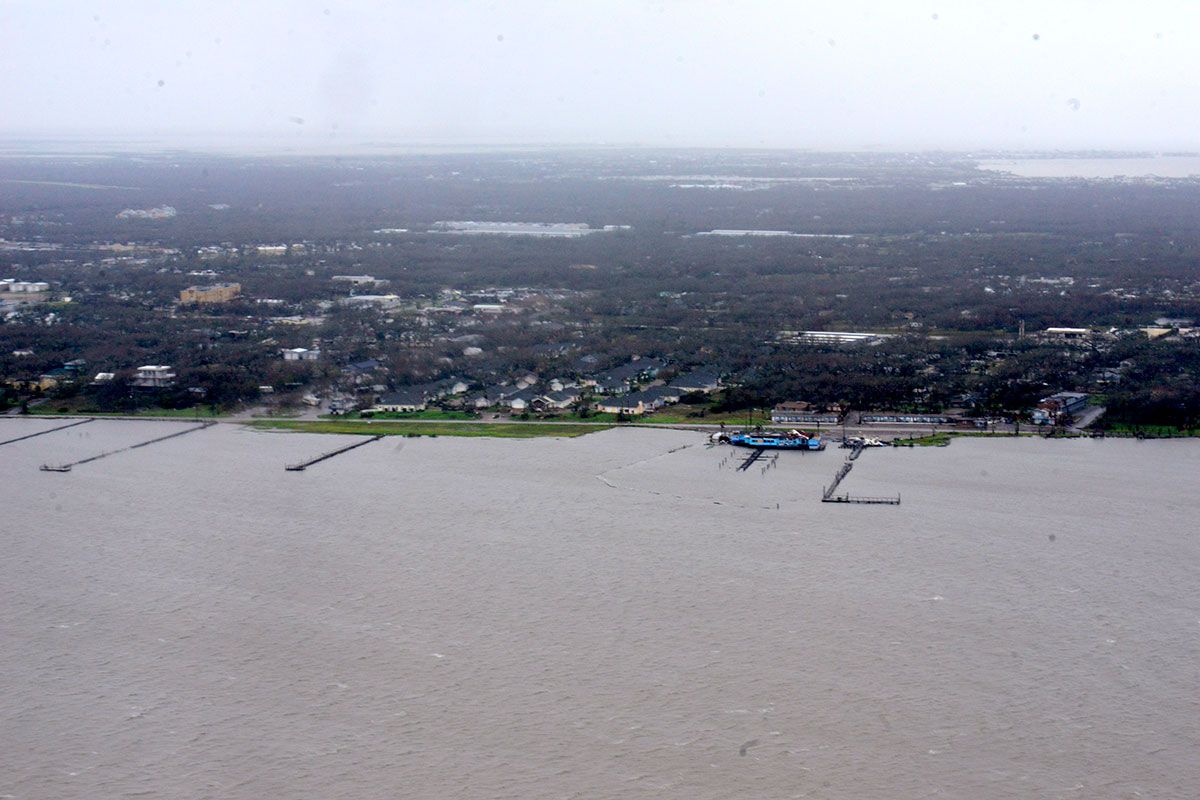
39 421 215 472
285 434 384 471
1 418 94 447
821 443 901 505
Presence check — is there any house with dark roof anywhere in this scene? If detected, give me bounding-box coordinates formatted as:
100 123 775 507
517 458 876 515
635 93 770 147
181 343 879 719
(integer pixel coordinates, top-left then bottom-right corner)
588 357 666 395
637 385 682 407
531 388 582 412
503 387 539 412
468 386 511 409
671 369 722 393
595 394 646 415
371 389 427 413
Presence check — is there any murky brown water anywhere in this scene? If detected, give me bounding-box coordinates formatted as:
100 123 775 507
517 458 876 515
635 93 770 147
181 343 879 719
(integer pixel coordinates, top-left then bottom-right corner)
2 420 1198 799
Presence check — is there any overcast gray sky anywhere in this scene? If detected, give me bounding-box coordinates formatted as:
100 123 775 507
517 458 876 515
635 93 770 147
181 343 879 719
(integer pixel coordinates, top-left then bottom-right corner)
1 0 1197 151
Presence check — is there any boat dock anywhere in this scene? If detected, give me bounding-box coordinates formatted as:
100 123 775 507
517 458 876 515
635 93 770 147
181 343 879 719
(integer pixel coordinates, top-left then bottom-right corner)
39 421 215 472
285 434 384 471
821 446 901 505
1 418 94 447
823 493 901 505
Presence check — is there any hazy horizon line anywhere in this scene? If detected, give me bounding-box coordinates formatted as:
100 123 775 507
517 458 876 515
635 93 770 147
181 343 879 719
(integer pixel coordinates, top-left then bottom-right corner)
0 133 1196 159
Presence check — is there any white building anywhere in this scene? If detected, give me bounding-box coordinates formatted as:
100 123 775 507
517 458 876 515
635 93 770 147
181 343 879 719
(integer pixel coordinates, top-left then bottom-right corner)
1044 327 1090 340
332 275 380 286
281 347 320 361
133 365 176 388
337 294 402 308
6 281 50 293
782 330 894 345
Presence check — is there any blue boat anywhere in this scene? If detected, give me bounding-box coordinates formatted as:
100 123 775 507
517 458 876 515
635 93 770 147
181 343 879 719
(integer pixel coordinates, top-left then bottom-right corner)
726 428 826 451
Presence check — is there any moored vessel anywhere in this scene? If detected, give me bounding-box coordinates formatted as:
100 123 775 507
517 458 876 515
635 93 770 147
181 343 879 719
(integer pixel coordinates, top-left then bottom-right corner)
717 428 826 450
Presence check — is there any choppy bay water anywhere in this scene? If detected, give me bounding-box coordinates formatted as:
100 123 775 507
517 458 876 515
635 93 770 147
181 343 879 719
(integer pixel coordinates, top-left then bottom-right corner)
2 419 1198 799
977 156 1200 179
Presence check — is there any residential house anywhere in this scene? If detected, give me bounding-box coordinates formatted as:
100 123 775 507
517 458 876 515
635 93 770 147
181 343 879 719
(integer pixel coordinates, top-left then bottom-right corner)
671 369 722 393
37 367 75 390
531 388 582 412
468 387 510 410
596 395 646 415
371 389 427 413
133 365 176 388
636 385 682 409
504 387 539 412
589 357 666 395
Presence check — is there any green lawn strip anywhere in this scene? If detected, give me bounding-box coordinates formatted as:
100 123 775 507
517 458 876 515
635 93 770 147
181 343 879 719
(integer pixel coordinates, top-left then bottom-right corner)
324 409 480 421
1101 422 1200 437
247 419 612 438
638 407 774 424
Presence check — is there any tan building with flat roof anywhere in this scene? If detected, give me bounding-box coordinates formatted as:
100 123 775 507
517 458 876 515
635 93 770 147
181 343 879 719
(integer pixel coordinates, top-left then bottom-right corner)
180 282 241 304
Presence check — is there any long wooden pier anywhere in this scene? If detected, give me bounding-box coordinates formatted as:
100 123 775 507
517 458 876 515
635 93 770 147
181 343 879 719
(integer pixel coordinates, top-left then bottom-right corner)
1 418 94 447
822 492 901 505
821 447 901 505
285 434 384 471
39 421 215 472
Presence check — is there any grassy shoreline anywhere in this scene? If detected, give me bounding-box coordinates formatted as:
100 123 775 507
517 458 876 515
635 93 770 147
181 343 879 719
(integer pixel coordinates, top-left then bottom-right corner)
247 419 613 438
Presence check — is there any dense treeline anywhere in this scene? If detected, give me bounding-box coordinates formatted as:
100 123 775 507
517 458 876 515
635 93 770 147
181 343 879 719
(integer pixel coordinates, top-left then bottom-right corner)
2 151 1199 425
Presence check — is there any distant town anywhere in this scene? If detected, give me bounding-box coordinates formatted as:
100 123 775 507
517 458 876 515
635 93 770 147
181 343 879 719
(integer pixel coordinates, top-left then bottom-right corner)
2 150 1199 435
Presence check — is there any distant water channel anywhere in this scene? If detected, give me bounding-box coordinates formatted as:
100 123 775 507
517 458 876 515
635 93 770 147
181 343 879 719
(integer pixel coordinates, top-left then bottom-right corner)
2 419 1198 799
977 155 1200 178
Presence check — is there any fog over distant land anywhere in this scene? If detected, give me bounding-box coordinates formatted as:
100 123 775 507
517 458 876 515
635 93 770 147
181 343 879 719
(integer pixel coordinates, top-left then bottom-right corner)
1 0 1197 151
